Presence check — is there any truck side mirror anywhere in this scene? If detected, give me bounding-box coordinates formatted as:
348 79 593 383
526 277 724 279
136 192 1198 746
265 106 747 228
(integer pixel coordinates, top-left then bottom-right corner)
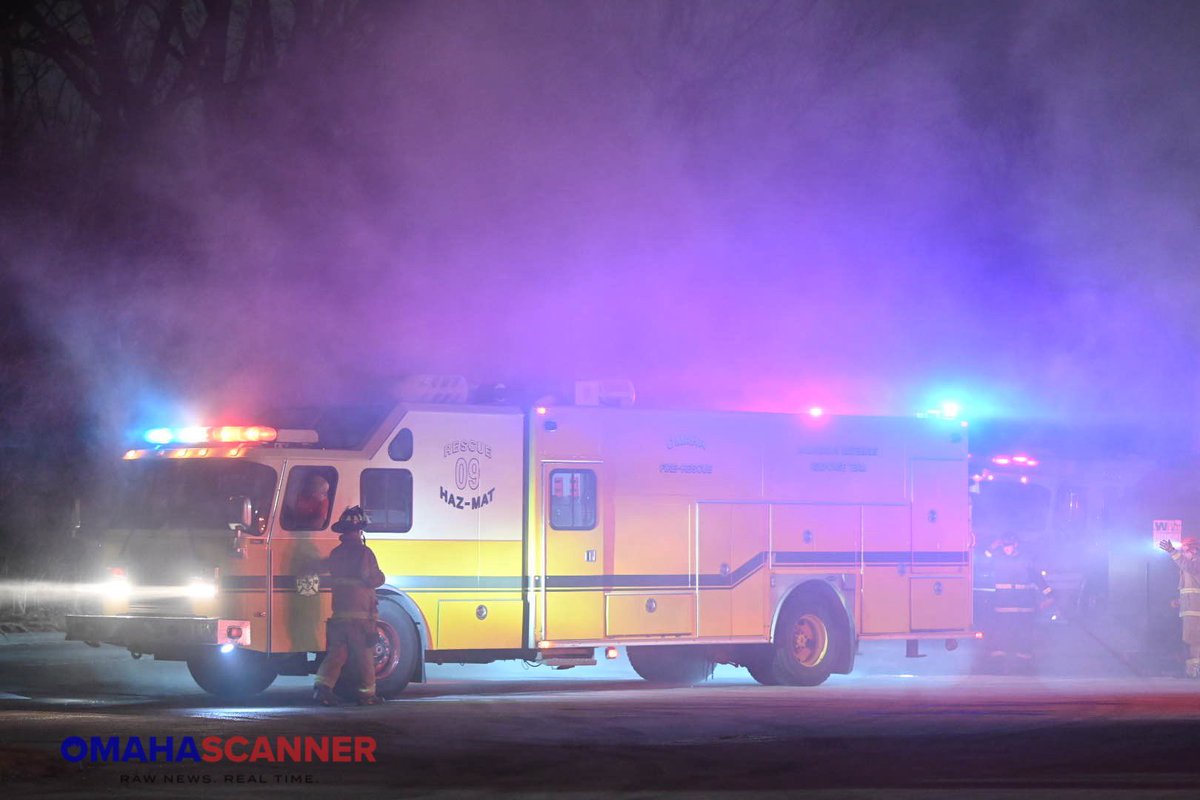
226 496 253 532
226 496 255 559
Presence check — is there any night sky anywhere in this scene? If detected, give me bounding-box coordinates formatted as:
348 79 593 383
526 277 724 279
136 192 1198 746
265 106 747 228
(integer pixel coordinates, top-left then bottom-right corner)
3 0 1199 442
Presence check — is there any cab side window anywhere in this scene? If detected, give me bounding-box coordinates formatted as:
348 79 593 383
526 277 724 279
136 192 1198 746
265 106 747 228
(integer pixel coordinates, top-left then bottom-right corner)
549 469 597 530
388 428 414 461
281 466 338 531
362 469 413 533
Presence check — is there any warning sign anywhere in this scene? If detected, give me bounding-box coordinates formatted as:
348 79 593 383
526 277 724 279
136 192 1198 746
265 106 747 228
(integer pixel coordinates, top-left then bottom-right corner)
1153 519 1183 544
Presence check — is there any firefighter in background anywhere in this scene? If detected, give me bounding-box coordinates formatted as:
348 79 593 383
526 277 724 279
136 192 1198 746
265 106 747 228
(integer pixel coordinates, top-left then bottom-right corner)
982 534 1054 671
1157 536 1200 678
313 506 386 705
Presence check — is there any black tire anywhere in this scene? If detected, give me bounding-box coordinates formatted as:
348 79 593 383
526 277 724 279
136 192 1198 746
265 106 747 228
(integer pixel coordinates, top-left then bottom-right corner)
771 595 841 687
187 647 277 698
337 599 421 699
627 645 714 685
746 657 781 685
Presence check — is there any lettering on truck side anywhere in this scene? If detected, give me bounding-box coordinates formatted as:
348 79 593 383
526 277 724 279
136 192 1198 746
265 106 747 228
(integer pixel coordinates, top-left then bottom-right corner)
439 486 496 510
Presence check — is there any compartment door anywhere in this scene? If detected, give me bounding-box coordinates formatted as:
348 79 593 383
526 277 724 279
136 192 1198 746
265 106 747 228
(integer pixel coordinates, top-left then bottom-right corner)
908 459 971 633
910 459 970 560
910 577 970 631
697 503 769 639
539 462 606 642
859 505 911 634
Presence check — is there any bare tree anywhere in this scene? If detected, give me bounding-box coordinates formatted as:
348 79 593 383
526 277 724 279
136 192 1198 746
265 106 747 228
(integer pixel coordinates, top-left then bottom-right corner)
0 0 377 167
581 0 896 132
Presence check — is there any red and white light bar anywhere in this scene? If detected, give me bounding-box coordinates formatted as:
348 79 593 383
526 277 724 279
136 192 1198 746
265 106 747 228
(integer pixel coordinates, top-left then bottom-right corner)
141 425 318 447
144 426 278 445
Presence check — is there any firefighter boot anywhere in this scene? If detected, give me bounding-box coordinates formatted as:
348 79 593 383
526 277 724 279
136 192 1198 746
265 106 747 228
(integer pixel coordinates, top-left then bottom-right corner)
358 694 384 706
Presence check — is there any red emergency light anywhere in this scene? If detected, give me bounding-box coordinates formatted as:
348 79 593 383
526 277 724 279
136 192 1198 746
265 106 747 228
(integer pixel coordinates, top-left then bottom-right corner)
143 426 278 445
214 426 276 443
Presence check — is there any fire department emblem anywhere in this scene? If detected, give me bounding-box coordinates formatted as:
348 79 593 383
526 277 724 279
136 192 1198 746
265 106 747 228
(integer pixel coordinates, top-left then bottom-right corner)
295 572 320 596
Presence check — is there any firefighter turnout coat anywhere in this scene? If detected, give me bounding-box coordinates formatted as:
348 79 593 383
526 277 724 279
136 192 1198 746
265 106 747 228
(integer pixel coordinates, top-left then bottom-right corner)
324 537 386 620
1170 550 1200 646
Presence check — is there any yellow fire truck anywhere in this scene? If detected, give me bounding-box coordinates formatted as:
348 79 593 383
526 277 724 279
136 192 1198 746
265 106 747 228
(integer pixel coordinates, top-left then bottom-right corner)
67 383 973 696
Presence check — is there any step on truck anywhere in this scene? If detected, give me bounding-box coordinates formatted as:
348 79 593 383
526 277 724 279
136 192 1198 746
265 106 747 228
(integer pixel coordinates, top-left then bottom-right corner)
67 381 973 696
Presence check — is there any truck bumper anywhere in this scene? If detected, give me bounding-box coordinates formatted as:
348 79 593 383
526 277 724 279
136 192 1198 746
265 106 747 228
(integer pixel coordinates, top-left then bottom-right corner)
65 615 251 654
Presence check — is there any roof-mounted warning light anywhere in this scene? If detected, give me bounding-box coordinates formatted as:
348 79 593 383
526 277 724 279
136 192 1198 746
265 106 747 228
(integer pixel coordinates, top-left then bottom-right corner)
141 426 319 448
921 400 962 420
393 374 470 404
143 426 279 445
214 426 277 443
991 454 1038 468
575 379 636 408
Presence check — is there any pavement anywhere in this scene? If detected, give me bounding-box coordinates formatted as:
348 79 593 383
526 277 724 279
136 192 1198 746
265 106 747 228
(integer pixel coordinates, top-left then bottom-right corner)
1069 607 1192 678
3 626 1200 798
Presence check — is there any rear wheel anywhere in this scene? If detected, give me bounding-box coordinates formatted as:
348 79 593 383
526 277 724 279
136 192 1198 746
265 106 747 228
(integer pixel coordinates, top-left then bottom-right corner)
772 596 840 686
745 656 781 686
627 645 714 685
187 647 277 698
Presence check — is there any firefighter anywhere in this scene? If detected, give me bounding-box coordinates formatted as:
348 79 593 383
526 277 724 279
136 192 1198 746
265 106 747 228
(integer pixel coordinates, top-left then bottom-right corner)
983 534 1054 672
1157 536 1200 678
313 506 386 705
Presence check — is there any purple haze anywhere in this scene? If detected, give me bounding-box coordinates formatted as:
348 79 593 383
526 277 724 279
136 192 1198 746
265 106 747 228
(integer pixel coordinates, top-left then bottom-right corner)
7 1 1200 441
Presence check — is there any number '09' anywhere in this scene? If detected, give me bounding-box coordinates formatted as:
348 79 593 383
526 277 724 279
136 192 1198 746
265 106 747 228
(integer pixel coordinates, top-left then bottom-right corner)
455 458 481 490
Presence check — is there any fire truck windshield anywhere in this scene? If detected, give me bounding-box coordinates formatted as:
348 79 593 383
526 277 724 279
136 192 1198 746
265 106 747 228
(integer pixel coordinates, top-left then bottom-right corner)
87 460 278 532
973 480 1052 539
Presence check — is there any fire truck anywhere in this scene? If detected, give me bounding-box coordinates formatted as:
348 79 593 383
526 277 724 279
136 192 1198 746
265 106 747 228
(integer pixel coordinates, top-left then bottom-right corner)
968 434 1160 616
966 428 1200 671
67 381 973 696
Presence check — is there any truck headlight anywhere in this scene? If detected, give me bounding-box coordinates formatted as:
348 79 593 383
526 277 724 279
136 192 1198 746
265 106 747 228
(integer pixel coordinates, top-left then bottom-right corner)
186 579 218 600
104 574 132 600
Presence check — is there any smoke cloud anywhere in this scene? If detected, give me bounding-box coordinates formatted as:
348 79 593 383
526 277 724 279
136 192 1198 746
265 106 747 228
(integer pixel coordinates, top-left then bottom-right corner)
4 0 1199 442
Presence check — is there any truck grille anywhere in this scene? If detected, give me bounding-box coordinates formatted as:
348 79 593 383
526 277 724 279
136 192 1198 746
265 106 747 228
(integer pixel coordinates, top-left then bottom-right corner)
129 598 195 617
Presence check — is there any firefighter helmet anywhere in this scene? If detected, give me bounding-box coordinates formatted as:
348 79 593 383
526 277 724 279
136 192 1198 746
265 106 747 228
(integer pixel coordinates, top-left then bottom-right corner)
331 505 371 534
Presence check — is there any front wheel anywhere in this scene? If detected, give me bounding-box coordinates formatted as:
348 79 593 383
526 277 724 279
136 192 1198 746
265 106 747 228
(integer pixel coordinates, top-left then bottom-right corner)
187 647 277 698
627 645 714 685
772 597 840 686
371 599 422 697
